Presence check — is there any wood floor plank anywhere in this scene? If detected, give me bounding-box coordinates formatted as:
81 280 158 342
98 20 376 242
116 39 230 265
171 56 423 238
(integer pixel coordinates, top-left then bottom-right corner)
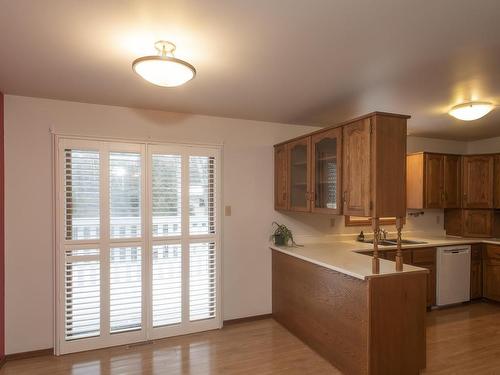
3 302 500 374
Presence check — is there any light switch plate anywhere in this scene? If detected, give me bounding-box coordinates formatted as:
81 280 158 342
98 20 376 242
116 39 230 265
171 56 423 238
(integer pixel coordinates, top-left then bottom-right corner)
225 205 232 216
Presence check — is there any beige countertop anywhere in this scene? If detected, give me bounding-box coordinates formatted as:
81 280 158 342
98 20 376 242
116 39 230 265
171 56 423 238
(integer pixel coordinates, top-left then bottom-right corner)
270 234 500 281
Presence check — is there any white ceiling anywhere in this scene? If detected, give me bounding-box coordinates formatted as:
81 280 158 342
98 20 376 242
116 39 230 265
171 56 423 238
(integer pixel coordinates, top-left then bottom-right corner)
1 0 499 140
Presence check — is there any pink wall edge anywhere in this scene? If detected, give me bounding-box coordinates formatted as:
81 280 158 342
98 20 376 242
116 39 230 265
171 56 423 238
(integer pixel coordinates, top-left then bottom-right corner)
0 92 5 361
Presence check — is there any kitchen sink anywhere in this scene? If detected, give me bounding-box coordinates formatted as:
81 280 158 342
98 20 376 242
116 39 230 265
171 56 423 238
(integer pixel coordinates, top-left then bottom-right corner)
360 239 427 246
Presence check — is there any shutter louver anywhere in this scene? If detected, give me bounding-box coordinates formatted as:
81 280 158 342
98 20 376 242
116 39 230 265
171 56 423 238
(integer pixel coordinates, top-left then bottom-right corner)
65 249 100 341
189 242 216 321
64 149 100 240
110 247 142 333
152 244 182 327
152 154 181 237
110 152 141 239
189 156 215 235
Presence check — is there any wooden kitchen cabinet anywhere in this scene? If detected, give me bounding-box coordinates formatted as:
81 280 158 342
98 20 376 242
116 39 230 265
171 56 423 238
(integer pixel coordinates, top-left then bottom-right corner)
445 209 495 237
406 152 461 209
425 154 444 208
274 144 288 210
342 118 371 216
411 247 437 307
470 244 483 300
342 113 408 218
311 127 342 214
494 154 500 208
443 154 462 208
462 155 494 208
287 137 311 212
274 112 409 217
483 244 500 302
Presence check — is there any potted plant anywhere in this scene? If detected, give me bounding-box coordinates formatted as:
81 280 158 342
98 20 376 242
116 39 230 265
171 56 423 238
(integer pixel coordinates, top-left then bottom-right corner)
270 221 297 246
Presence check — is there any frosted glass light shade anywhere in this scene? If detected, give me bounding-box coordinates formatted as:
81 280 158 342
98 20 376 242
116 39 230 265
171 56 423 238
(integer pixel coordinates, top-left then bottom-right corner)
133 56 196 87
448 102 494 121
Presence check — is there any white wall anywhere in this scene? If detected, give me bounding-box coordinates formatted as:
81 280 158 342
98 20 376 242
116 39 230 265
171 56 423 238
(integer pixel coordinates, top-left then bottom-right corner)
4 95 321 354
407 136 468 154
467 136 500 154
4 96 470 354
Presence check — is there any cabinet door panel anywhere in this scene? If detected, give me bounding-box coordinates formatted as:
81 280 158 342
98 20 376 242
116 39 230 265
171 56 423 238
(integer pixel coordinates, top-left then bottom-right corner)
483 245 500 302
274 144 288 210
443 154 461 208
470 260 482 300
494 155 500 208
311 128 342 214
288 137 311 212
342 119 371 216
462 155 494 208
411 248 436 307
463 210 493 237
425 154 444 208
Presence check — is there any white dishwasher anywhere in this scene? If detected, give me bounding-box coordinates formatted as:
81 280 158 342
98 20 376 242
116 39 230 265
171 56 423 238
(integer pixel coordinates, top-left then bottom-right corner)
436 245 471 306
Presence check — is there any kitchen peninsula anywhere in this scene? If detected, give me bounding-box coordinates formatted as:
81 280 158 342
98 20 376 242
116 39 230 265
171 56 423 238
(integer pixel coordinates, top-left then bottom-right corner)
271 240 428 375
272 112 428 374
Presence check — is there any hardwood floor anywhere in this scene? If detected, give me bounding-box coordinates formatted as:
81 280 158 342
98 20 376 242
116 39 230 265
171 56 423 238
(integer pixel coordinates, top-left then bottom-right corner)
0 319 337 375
2 302 500 374
424 301 500 374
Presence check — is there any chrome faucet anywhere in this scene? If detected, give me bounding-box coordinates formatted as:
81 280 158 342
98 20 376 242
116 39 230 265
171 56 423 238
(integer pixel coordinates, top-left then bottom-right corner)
380 228 388 241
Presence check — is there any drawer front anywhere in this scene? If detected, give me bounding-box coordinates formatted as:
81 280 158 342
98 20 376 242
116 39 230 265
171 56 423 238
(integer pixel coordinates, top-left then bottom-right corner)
412 247 436 264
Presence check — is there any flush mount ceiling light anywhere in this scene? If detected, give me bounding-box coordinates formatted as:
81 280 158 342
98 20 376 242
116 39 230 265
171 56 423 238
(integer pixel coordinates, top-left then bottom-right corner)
132 41 196 87
448 101 495 121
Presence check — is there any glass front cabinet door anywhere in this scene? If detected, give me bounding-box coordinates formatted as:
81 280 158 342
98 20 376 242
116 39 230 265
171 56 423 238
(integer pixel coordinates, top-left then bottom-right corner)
311 128 342 214
288 137 311 212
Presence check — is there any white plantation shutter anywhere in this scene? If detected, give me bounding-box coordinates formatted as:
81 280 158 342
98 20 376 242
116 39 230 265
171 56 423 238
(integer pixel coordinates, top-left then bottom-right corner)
152 154 181 237
189 156 216 235
110 247 142 333
65 249 100 340
57 139 220 354
64 150 100 240
152 244 182 327
109 152 142 239
189 242 216 321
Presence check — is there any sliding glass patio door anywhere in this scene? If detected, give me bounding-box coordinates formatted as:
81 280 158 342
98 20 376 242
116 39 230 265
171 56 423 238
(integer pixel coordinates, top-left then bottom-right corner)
55 138 221 355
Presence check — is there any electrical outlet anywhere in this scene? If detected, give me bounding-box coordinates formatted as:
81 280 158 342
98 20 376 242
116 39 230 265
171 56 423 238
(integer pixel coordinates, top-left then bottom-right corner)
224 205 232 216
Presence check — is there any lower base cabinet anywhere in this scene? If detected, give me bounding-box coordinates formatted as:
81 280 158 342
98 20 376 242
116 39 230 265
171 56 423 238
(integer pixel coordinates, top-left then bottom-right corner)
470 244 483 300
411 248 437 307
483 244 500 301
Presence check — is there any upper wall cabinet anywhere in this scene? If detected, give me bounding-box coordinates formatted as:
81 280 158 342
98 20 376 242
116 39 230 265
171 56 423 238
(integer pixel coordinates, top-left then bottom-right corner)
342 119 371 216
288 137 312 212
407 153 461 209
462 155 494 208
274 143 288 210
311 128 342 214
494 155 500 209
342 114 408 218
274 112 409 217
444 154 462 208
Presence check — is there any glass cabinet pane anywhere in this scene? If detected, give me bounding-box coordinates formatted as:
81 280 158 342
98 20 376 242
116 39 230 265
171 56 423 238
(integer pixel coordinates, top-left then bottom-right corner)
314 137 338 210
290 143 308 208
